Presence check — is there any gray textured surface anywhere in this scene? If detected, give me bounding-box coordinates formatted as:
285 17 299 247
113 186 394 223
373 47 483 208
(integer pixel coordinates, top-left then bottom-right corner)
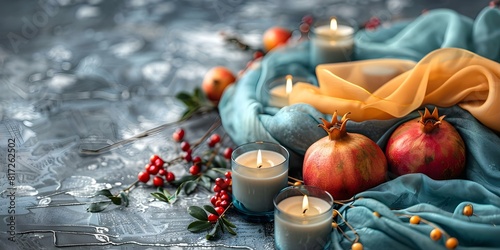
0 0 490 249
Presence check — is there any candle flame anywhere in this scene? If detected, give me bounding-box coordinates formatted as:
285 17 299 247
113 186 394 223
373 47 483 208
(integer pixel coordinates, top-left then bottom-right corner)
285 75 293 94
330 18 338 31
257 149 262 168
302 195 309 214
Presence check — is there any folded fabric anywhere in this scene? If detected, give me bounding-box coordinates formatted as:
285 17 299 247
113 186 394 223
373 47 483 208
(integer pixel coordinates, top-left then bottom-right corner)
219 7 500 249
290 48 500 133
353 7 500 62
332 174 500 250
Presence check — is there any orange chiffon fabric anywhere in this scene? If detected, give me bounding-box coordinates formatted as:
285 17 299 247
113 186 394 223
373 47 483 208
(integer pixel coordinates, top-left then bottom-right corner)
289 48 500 132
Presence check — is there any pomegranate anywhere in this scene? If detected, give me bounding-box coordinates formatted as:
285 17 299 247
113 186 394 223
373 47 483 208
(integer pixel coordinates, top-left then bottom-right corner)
385 107 466 179
302 111 388 200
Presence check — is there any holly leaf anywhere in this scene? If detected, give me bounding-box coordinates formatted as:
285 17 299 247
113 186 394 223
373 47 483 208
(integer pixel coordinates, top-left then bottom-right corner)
188 206 208 221
187 220 212 233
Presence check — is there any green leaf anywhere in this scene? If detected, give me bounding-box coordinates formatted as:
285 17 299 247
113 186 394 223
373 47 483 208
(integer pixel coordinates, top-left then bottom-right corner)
119 192 129 207
183 180 198 195
223 222 237 235
187 220 212 233
221 217 236 228
176 92 198 108
206 220 220 240
95 189 114 198
87 201 111 213
204 169 223 181
171 175 197 186
200 175 212 190
203 205 218 215
188 206 208 221
160 187 172 197
110 196 121 205
151 192 169 202
194 87 205 101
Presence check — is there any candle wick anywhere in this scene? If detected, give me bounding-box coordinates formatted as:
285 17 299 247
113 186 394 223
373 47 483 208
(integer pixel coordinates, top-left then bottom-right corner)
258 165 262 168
302 208 308 214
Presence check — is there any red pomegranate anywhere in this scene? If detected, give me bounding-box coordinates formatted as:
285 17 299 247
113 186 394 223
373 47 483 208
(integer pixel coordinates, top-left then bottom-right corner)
302 111 388 200
385 107 466 179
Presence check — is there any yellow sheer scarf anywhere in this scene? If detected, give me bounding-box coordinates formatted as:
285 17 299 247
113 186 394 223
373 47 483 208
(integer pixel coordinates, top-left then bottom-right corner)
289 48 500 132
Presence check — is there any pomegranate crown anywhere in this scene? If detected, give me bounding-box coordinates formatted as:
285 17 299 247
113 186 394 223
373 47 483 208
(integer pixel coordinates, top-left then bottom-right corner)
319 111 350 140
418 107 446 133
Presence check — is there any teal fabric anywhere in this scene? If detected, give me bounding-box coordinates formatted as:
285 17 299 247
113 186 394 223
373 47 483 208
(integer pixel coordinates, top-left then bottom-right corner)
218 7 500 249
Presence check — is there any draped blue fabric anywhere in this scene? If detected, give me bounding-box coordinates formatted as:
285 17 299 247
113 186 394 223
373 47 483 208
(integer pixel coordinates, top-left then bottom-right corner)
219 7 500 249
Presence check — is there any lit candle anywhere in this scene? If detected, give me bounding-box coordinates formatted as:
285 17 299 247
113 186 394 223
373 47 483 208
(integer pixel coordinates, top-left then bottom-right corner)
310 17 355 66
274 186 333 250
269 75 294 108
231 142 289 215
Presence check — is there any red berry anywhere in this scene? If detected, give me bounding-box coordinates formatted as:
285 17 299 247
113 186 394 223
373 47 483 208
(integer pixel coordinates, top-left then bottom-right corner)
213 184 222 193
224 171 232 179
302 15 314 25
138 171 150 183
158 169 167 176
253 51 264 59
210 134 221 144
154 158 164 168
208 213 219 223
147 164 160 175
189 164 200 175
166 172 175 182
192 156 202 163
223 147 233 160
215 199 222 207
172 128 185 142
183 152 192 162
220 193 231 201
220 200 229 208
219 190 227 195
153 176 164 187
215 206 224 215
180 141 191 151
215 177 225 186
207 140 217 148
210 195 219 206
150 154 160 164
224 178 232 187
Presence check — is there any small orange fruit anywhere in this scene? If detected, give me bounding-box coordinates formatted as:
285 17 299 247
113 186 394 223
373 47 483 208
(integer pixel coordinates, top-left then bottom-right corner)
262 26 292 52
201 66 236 103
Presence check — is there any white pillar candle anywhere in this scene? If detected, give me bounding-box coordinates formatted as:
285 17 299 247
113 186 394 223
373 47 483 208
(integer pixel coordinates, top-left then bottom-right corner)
269 75 294 108
267 75 309 108
274 186 333 250
232 142 289 213
310 17 355 66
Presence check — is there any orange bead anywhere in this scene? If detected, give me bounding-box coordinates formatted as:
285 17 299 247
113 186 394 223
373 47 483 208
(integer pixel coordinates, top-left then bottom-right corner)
409 215 421 224
293 181 302 187
463 204 473 216
430 228 442 241
332 210 338 218
446 237 459 249
352 242 363 250
373 211 381 218
331 222 338 228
